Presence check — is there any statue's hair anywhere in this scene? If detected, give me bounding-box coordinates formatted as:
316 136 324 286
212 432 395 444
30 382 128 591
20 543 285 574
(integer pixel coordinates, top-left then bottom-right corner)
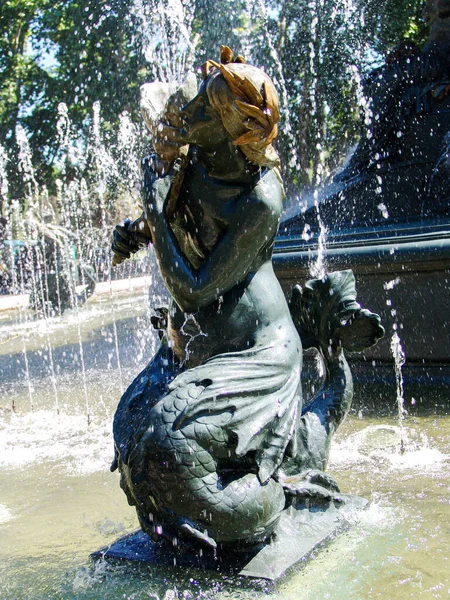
202 46 281 169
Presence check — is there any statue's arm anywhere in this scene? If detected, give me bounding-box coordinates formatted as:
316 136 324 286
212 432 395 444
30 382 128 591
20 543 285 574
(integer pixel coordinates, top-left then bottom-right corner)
146 171 282 313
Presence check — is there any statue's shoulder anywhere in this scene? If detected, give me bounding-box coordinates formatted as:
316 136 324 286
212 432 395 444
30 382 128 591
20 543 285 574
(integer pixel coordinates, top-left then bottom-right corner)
245 168 284 218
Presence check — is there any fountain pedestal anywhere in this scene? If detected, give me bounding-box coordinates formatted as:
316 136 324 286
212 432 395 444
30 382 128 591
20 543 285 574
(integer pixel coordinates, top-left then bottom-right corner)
93 495 368 581
275 11 450 406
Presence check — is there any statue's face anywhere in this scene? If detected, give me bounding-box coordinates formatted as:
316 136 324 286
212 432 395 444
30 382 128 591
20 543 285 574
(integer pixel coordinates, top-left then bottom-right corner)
179 81 229 148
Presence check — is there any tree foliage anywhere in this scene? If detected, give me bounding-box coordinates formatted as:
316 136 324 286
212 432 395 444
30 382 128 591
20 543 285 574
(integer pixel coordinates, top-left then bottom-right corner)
261 0 427 190
0 0 429 216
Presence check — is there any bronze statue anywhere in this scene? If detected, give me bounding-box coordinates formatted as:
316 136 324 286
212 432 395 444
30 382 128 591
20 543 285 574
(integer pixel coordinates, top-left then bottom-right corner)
110 47 383 552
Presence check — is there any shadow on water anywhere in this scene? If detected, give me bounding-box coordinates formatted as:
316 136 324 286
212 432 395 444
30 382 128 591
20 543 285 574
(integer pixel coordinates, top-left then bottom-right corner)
0 313 153 384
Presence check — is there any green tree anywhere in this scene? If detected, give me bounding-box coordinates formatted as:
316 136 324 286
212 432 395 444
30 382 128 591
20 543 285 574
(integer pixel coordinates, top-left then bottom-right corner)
0 0 430 219
260 0 427 191
0 0 54 204
362 0 428 53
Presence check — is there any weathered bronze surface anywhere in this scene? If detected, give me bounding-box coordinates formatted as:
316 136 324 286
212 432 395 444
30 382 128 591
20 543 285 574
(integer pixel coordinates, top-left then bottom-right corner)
110 47 384 559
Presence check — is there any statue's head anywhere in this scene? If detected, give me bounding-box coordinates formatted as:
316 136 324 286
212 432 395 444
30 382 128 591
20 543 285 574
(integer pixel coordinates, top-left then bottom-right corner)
180 46 281 168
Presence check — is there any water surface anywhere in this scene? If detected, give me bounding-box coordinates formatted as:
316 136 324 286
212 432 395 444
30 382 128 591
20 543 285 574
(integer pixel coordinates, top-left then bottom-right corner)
0 287 448 599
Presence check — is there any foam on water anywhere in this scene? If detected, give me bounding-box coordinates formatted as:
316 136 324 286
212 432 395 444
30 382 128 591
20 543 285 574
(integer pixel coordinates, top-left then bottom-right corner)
353 500 400 528
72 557 111 592
333 499 401 534
387 445 447 470
0 410 113 475
0 503 12 525
330 424 449 471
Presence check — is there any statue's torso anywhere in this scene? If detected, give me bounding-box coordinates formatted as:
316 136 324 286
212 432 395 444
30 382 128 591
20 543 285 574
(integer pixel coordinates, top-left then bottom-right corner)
181 160 252 250
167 261 300 366
166 164 300 366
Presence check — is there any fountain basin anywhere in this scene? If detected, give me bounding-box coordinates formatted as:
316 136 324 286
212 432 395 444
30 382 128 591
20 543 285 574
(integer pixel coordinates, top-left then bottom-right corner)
0 282 449 598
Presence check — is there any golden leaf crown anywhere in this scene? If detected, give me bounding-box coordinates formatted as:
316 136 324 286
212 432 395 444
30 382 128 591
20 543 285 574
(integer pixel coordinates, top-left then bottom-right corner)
202 45 280 148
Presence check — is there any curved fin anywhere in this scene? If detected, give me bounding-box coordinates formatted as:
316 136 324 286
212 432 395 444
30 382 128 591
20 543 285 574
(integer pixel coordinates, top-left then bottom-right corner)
289 270 384 355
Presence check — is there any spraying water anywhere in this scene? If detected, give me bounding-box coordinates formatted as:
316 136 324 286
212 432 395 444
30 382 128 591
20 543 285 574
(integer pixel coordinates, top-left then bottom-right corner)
390 330 406 454
384 277 406 453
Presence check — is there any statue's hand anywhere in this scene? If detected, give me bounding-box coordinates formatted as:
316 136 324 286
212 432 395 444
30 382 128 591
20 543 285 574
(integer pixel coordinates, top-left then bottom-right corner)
152 121 184 163
111 217 151 266
143 156 183 218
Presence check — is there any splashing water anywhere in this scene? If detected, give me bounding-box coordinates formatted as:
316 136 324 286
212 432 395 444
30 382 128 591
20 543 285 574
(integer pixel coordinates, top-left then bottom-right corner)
390 331 406 452
245 0 298 172
0 504 12 525
180 312 208 364
330 423 448 470
309 195 327 279
383 277 406 452
0 410 113 475
132 0 195 83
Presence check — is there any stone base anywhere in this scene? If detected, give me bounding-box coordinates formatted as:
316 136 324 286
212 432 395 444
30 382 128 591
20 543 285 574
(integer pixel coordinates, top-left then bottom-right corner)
92 495 368 582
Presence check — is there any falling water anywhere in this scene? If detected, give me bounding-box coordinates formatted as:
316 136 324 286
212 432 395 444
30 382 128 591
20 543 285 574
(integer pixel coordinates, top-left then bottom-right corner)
0 93 157 429
36 271 61 414
15 124 40 222
309 195 327 279
107 272 124 396
92 101 126 395
9 127 44 412
0 95 147 422
180 312 208 364
19 332 34 412
116 111 142 198
71 283 92 425
390 330 406 453
245 0 298 172
384 277 406 453
132 0 196 84
0 144 7 194
16 256 34 412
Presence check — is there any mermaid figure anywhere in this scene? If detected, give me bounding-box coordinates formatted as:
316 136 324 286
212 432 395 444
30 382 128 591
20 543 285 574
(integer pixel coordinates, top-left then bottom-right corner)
111 47 384 550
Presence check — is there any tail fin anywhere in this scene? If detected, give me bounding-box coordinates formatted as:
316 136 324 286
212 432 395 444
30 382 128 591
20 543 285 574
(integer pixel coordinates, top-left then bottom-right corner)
289 270 384 357
284 270 385 472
